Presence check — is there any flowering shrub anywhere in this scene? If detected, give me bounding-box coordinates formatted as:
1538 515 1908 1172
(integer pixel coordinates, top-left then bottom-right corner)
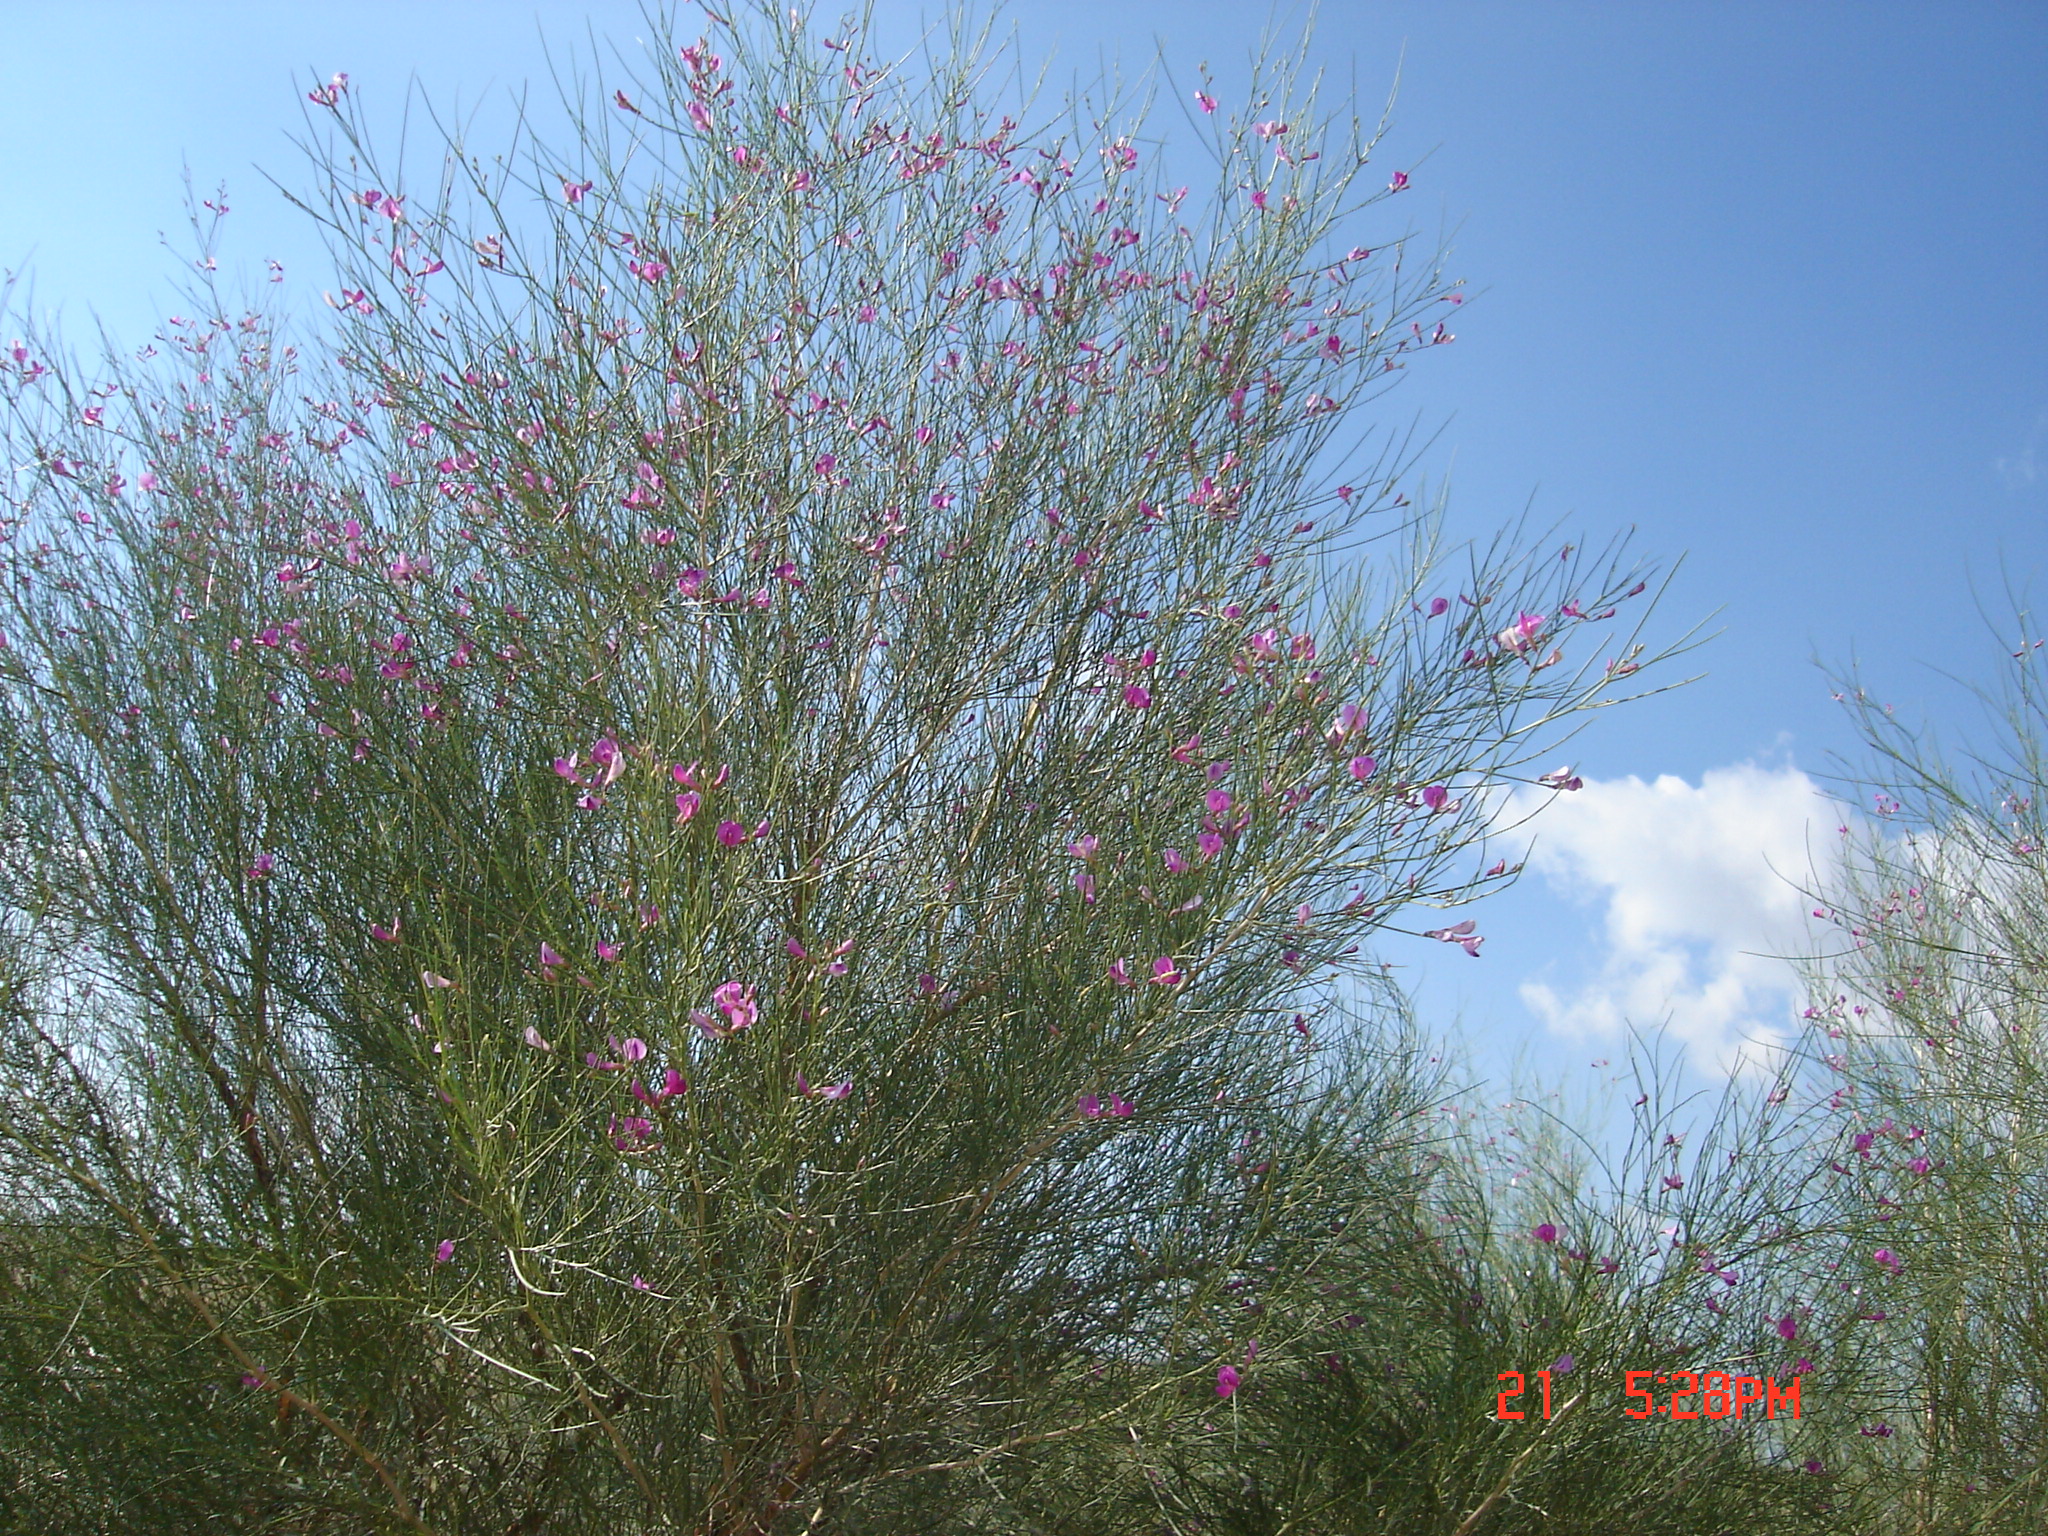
0 6 1680 1532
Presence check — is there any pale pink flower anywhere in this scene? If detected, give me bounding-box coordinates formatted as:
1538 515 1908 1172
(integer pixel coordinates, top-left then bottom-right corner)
1422 919 1483 958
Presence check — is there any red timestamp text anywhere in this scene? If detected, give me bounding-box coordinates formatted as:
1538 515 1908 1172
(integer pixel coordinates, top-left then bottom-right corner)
1495 1369 1801 1421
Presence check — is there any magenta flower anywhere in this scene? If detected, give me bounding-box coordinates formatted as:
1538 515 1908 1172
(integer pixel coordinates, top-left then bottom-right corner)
1151 956 1184 987
1123 683 1152 709
1325 703 1368 744
1420 784 1450 812
1873 1248 1902 1273
1109 959 1135 987
1217 1365 1240 1397
1078 1094 1102 1119
660 1067 688 1099
675 790 702 822
596 941 622 963
712 980 758 1033
1205 788 1233 817
590 735 627 786
1108 1093 1133 1118
1533 1223 1558 1244
716 819 747 847
620 1037 647 1063
370 919 402 943
434 1238 454 1264
1422 920 1483 958
539 942 566 971
1067 834 1099 861
246 853 275 879
1495 611 1546 654
1162 847 1189 873
1348 755 1377 781
1777 1312 1798 1341
1389 169 1410 191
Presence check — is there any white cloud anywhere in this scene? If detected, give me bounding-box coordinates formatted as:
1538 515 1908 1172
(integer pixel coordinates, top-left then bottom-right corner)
1506 762 1848 1072
1996 406 2046 490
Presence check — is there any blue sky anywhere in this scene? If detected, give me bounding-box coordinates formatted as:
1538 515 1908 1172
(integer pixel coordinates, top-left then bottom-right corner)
4 2 2042 1103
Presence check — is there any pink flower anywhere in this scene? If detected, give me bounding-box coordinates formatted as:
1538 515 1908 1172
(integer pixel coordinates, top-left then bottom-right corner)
660 1067 688 1099
1162 847 1190 873
1422 920 1483 958
1873 1248 1902 1274
716 819 747 847
1151 956 1183 987
1217 1365 1240 1397
246 853 275 879
539 943 566 970
1205 788 1232 816
1388 170 1410 191
675 790 702 822
1325 703 1367 744
371 919 402 943
1194 90 1217 113
1495 612 1546 655
620 1037 647 1063
596 941 622 963
1123 683 1152 709
1067 834 1099 861
434 1238 455 1264
1348 755 1377 781
523 1026 552 1052
1533 1223 1558 1244
1079 1093 1102 1119
712 980 758 1033
1777 1313 1798 1341
421 971 456 990
1420 785 1450 812
562 177 593 203
1109 959 1135 987
590 735 627 786
1538 765 1584 792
